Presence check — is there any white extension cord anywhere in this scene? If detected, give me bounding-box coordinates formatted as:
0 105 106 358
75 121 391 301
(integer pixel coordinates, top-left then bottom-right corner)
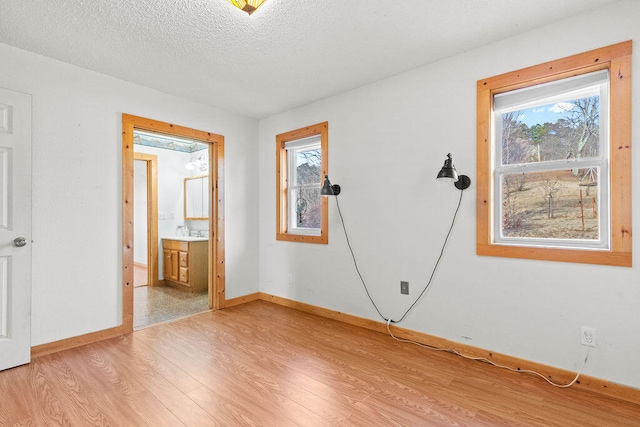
386 318 590 388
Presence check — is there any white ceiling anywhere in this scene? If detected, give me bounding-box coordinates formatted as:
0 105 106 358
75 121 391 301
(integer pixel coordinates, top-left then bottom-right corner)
0 0 622 119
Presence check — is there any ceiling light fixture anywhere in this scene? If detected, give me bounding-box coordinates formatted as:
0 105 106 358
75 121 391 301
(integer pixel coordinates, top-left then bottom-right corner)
226 0 268 15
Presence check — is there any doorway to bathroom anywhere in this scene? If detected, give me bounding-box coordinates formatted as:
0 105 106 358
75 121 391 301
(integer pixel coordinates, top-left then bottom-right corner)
122 114 225 334
133 144 212 329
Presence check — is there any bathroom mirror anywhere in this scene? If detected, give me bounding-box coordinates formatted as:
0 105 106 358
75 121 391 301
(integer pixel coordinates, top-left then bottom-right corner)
184 175 209 220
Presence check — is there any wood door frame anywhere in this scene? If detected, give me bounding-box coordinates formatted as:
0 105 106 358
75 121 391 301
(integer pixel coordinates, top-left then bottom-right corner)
133 152 159 287
122 114 226 333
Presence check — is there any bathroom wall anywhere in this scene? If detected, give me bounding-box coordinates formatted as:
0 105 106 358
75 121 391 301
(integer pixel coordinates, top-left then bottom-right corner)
133 160 148 265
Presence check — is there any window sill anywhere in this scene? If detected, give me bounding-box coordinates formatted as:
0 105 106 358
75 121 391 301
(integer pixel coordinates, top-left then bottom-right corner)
477 242 631 267
276 232 328 244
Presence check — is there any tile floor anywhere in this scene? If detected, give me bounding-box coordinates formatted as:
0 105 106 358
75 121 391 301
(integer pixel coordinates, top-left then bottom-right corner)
134 285 209 330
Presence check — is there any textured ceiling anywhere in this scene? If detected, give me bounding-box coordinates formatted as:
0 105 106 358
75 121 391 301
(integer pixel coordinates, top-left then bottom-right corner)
0 0 622 119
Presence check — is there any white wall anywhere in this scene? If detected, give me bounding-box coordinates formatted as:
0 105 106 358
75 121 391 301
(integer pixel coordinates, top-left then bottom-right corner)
0 42 260 346
258 1 640 389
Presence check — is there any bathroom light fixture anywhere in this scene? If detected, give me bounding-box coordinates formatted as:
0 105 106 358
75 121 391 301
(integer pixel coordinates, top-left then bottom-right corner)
226 0 267 15
437 153 471 190
186 154 208 172
320 175 341 196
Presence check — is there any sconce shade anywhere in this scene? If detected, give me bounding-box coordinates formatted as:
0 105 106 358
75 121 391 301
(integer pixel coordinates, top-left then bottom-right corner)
436 153 459 182
321 175 341 196
226 0 267 15
436 153 471 190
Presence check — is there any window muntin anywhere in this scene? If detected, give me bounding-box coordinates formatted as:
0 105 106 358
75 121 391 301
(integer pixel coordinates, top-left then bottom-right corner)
493 70 609 249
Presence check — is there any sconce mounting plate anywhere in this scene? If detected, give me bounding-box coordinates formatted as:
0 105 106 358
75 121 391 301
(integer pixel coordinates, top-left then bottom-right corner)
454 175 471 190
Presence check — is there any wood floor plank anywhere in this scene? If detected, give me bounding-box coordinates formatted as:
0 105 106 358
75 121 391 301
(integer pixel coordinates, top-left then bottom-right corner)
93 338 218 426
33 352 119 426
135 317 344 425
178 311 374 419
215 305 466 415
3 300 639 425
187 384 297 426
28 358 77 426
124 332 204 394
0 363 39 425
132 325 299 423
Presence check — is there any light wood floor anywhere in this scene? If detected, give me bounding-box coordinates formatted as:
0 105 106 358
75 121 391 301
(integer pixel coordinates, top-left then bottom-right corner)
134 264 148 287
2 301 638 426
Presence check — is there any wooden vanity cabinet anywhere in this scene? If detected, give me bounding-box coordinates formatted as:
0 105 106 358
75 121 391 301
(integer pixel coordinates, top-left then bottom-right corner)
161 239 208 292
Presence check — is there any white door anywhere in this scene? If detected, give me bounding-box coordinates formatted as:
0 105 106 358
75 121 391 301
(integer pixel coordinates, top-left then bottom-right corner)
0 87 32 371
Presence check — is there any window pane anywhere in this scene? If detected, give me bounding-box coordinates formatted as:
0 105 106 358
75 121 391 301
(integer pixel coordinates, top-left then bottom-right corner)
501 168 599 240
501 95 600 165
295 148 321 186
291 187 321 229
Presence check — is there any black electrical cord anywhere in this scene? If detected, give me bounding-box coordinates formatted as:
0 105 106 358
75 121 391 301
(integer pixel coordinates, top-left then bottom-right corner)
334 187 465 324
335 196 389 321
394 188 464 323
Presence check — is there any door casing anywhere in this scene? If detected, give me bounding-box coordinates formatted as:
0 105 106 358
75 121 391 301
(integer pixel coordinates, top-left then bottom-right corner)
133 152 159 288
122 114 226 333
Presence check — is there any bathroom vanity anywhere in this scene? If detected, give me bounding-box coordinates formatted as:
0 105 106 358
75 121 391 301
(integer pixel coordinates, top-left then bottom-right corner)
161 237 208 292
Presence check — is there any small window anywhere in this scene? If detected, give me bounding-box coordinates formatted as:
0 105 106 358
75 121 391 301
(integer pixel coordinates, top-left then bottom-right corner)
477 41 632 266
276 122 328 244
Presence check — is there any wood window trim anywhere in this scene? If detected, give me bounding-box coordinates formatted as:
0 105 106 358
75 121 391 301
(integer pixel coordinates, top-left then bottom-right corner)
276 122 329 244
476 41 632 266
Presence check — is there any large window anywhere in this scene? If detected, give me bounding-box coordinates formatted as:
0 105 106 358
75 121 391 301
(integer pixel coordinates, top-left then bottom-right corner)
276 122 328 244
477 41 631 266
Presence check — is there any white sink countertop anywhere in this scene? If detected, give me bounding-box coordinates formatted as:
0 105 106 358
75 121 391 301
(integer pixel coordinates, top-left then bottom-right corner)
162 236 209 242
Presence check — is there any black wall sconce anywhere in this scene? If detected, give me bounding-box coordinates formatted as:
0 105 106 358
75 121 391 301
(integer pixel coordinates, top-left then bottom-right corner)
320 175 341 196
436 153 471 190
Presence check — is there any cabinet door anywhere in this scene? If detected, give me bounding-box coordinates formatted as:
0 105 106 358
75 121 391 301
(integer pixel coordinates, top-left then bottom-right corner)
163 249 179 281
163 249 172 278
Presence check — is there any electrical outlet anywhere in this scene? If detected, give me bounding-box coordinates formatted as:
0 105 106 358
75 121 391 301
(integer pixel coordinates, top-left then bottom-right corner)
581 327 596 347
400 281 409 295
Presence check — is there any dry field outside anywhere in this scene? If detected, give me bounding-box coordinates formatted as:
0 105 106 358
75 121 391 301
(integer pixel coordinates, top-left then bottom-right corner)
502 169 599 240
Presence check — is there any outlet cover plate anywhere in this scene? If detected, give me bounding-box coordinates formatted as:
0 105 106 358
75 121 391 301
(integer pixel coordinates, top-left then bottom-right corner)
400 281 409 295
581 326 596 347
